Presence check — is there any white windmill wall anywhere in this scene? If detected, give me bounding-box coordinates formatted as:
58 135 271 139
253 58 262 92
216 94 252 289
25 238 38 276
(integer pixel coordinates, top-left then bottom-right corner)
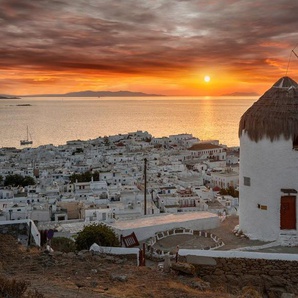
239 132 298 241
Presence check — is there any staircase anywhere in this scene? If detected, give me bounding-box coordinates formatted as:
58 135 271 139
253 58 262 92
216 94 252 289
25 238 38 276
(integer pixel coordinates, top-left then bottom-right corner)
278 232 298 246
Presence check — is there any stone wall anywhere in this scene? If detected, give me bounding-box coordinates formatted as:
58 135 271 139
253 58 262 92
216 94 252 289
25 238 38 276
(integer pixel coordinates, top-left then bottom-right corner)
191 257 298 296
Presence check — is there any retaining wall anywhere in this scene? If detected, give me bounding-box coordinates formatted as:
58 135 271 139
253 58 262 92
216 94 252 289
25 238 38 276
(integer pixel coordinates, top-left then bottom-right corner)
178 249 298 296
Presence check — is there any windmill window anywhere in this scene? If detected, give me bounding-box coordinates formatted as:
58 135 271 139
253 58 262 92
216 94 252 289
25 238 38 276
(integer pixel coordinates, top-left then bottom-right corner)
293 136 298 150
244 176 251 186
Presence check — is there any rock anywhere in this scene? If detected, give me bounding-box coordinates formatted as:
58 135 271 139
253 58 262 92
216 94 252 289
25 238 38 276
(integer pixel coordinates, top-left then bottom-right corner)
115 258 126 264
75 281 86 289
190 278 210 291
268 287 288 297
163 254 171 273
105 255 117 263
261 275 289 288
52 251 63 257
241 286 263 298
90 280 98 288
281 293 295 298
110 274 128 282
171 262 196 276
78 250 90 256
64 252 76 258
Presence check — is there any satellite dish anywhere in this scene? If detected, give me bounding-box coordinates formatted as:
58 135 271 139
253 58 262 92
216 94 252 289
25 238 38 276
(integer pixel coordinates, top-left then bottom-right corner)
47 229 54 240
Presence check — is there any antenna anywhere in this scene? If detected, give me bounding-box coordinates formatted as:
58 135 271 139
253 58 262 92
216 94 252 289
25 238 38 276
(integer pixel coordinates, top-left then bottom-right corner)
285 43 298 76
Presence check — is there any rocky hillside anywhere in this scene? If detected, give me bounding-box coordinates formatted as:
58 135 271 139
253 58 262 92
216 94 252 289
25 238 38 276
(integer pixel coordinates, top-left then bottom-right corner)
0 234 264 298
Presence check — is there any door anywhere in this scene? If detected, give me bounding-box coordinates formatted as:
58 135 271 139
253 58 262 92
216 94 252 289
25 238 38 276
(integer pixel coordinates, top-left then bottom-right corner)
280 196 296 229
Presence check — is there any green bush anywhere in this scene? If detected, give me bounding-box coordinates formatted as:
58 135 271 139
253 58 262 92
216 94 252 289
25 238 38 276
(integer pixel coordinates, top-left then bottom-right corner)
51 237 76 253
75 223 120 250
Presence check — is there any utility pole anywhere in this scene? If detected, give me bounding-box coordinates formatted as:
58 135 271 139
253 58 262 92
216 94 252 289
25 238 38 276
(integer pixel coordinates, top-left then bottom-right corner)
144 158 147 215
27 220 32 249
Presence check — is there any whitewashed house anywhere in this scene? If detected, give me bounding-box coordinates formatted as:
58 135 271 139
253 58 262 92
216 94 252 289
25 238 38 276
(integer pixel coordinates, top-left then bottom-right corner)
0 189 14 200
239 76 298 245
187 143 226 161
84 207 113 222
211 168 239 189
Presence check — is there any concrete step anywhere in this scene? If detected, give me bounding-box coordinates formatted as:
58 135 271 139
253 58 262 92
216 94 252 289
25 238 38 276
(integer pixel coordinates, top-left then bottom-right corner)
278 234 298 247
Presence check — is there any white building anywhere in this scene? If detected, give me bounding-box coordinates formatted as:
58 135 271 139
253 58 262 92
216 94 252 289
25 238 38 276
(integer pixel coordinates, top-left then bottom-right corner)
211 168 239 189
187 143 226 161
239 76 298 245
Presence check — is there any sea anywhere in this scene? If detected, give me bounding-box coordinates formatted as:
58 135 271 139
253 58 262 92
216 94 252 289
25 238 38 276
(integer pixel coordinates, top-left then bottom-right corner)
0 96 258 149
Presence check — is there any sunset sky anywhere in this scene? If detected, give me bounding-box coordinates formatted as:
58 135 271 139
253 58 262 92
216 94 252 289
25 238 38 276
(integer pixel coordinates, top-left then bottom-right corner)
1 0 298 96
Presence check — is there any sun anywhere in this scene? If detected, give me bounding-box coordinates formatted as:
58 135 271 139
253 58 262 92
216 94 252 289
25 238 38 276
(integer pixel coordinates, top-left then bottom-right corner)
204 75 211 83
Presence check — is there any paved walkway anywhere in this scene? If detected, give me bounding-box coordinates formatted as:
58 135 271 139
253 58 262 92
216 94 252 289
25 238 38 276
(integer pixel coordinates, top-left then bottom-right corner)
153 234 215 253
153 215 298 254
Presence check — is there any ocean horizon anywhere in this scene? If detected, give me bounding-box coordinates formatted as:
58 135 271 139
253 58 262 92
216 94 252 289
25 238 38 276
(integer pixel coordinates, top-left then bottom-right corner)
0 96 257 148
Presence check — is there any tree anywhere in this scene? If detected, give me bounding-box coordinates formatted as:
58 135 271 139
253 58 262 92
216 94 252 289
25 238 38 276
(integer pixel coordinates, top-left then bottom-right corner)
75 223 120 250
4 174 35 187
51 237 76 253
70 170 99 183
103 136 110 146
22 176 36 187
219 186 239 198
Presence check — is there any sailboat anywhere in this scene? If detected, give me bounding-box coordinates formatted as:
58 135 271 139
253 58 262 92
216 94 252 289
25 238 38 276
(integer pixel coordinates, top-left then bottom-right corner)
20 126 33 145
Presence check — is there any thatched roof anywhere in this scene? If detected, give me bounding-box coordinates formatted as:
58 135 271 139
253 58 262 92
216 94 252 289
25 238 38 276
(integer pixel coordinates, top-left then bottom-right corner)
239 76 298 142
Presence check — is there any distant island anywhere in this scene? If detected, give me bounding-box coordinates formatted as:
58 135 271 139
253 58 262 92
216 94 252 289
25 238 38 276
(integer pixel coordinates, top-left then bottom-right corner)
221 92 259 96
22 90 164 97
0 95 21 99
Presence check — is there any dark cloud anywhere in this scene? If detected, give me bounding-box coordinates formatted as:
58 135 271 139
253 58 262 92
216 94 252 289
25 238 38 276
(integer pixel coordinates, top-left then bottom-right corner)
0 0 298 92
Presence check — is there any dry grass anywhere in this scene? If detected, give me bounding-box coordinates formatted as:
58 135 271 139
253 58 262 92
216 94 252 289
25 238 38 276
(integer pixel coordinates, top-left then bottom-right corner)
238 286 263 298
0 275 45 298
0 233 264 298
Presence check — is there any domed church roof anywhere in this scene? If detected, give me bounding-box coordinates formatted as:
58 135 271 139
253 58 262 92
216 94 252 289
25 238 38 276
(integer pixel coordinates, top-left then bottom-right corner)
239 76 298 142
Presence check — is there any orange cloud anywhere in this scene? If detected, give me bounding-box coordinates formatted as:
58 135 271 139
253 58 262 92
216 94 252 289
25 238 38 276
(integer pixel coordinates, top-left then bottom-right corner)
0 0 298 96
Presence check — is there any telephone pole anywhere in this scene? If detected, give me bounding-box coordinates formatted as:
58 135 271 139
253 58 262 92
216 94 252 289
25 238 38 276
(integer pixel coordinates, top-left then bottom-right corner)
144 158 147 215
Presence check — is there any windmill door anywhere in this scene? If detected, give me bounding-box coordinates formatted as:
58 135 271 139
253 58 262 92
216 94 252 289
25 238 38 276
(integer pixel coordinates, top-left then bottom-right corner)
280 196 296 230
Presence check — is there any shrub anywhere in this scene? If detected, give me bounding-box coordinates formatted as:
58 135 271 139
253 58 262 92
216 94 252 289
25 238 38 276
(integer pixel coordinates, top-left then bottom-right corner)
27 289 45 298
0 276 28 297
50 237 76 253
75 223 120 250
0 275 44 297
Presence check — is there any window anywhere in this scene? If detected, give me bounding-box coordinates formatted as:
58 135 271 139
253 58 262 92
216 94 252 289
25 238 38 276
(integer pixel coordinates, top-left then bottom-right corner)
244 176 251 186
293 135 298 149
